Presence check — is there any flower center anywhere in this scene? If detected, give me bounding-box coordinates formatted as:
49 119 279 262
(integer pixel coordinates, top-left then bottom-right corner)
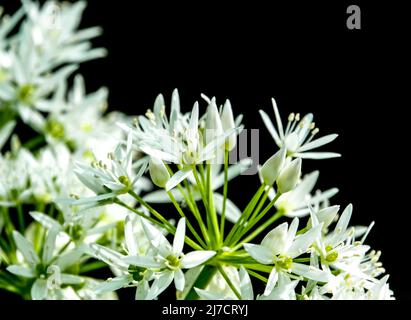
325 251 339 263
165 255 180 270
276 255 293 270
17 84 35 105
45 119 65 139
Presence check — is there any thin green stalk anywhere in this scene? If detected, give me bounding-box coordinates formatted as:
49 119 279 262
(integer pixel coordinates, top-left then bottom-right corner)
16 203 25 233
218 265 242 300
246 269 268 283
115 198 202 251
242 264 273 273
167 191 207 248
166 163 210 245
231 210 284 251
192 166 215 247
220 148 229 243
240 185 271 231
182 180 210 245
233 192 282 243
22 135 45 150
224 184 266 245
206 162 220 246
128 190 175 231
114 198 171 231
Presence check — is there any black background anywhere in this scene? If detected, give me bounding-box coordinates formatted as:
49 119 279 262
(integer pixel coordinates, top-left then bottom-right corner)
1 0 409 300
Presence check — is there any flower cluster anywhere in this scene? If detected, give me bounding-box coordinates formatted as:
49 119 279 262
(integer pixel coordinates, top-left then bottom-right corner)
0 1 393 300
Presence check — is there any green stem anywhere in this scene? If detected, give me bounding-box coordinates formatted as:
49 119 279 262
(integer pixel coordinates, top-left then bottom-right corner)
233 192 282 244
218 265 242 300
246 269 268 283
128 190 175 231
16 203 25 233
224 184 266 246
22 135 45 151
167 191 207 248
115 198 202 251
231 210 284 251
206 162 220 246
220 148 229 243
182 180 210 246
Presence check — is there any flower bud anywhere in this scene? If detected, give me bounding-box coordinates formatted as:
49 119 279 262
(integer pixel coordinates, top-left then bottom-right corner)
260 147 286 185
221 99 236 151
149 157 170 188
277 158 302 193
205 99 223 145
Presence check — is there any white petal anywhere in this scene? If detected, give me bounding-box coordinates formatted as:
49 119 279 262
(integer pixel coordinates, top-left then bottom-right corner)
284 218 299 252
0 120 16 149
86 244 128 270
143 189 184 203
136 280 150 300
42 228 59 265
147 271 174 300
239 266 254 300
271 98 285 139
194 288 224 300
60 274 84 285
12 231 40 267
330 204 353 245
243 244 273 264
29 211 62 231
261 222 288 255
264 268 279 296
123 255 162 269
259 110 281 146
295 152 341 159
31 279 48 300
166 169 192 191
125 215 137 256
180 251 216 268
7 265 35 278
95 275 132 294
174 268 185 291
173 218 186 255
292 263 333 282
298 134 339 152
288 223 322 258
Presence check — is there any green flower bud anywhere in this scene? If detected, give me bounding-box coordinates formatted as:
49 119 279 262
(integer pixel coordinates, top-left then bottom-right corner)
260 147 286 185
277 158 302 193
149 156 170 188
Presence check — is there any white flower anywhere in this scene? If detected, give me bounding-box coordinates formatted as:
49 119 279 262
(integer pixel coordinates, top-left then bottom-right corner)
121 90 240 191
266 171 339 218
260 98 340 159
123 218 216 299
0 1 105 131
257 273 298 300
7 230 86 300
73 132 148 206
244 218 332 296
85 214 153 299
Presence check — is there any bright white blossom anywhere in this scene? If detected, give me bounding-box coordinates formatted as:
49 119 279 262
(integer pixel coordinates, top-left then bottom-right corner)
0 0 393 301
260 98 340 159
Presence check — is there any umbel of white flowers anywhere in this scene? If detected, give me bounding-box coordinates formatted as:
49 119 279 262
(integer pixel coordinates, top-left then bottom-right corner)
0 0 393 301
